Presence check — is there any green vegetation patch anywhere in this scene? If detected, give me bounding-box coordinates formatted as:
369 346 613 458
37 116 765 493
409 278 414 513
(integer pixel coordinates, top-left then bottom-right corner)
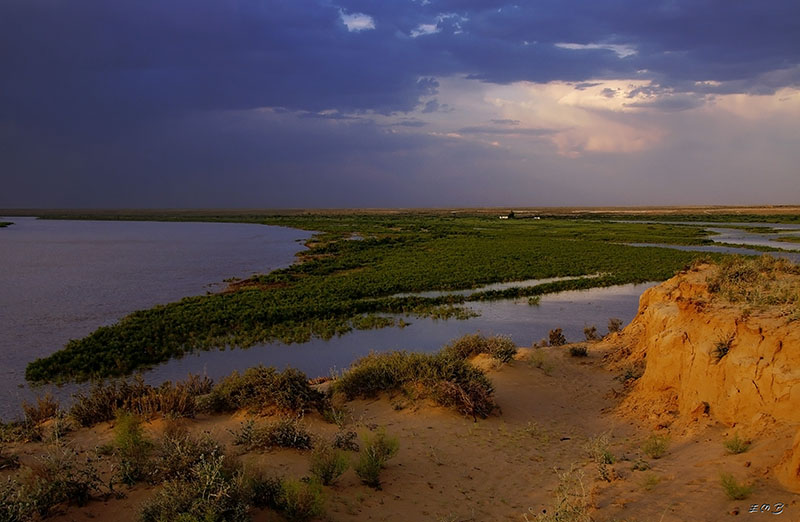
0 222 12 228
26 214 710 383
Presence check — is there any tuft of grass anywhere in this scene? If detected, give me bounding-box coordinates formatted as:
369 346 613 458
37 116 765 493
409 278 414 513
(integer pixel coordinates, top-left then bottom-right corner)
279 479 326 522
527 350 554 376
309 444 349 485
151 424 221 482
354 428 399 490
641 473 662 491
583 326 599 341
641 434 669 459
548 328 567 347
607 317 623 333
69 374 213 427
442 333 518 363
525 466 590 522
527 295 541 306
231 417 313 451
584 433 615 465
712 333 735 362
616 363 644 384
22 394 59 425
719 472 753 500
111 411 152 485
723 433 751 455
569 345 588 357
708 255 800 309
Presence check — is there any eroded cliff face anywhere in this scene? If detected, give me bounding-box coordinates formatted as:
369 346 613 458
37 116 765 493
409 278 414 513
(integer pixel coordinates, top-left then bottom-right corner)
602 263 800 491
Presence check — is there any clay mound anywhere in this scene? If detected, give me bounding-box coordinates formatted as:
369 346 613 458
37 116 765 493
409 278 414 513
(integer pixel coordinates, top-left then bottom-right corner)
599 262 800 491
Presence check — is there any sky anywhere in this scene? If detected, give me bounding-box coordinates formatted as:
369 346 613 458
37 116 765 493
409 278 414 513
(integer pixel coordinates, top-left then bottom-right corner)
1 0 799 208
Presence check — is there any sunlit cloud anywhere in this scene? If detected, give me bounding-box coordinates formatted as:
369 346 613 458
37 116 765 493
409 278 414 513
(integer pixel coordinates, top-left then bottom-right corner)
555 42 637 58
339 10 375 32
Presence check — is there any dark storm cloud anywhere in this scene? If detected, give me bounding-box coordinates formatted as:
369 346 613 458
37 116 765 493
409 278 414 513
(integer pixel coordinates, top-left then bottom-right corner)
1 0 799 207
2 0 798 133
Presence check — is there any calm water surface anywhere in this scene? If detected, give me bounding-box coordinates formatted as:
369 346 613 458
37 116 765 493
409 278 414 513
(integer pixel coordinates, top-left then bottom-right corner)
0 217 312 419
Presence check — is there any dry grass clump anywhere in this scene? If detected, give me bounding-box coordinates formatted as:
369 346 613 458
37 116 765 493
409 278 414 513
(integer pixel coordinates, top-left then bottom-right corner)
708 255 799 312
333 349 497 419
525 466 590 522
607 317 623 333
70 374 213 426
548 328 567 347
309 444 349 485
441 333 518 363
231 418 313 451
22 394 59 425
205 366 324 415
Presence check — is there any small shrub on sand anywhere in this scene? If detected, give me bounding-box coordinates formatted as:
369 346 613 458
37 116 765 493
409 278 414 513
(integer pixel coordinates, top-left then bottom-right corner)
527 351 554 376
355 428 399 489
584 433 615 465
583 326 599 341
22 394 59 425
525 466 590 522
720 472 753 500
332 429 360 452
309 444 349 485
723 433 750 455
528 296 541 306
641 434 669 459
548 328 566 347
334 349 496 419
206 366 323 415
111 411 152 485
139 454 250 522
279 479 325 522
569 345 588 357
442 333 517 363
231 417 313 451
607 317 623 333
151 424 221 482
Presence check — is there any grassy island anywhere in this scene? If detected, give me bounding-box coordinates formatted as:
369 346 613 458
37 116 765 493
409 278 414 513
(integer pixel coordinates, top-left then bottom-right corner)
25 213 716 382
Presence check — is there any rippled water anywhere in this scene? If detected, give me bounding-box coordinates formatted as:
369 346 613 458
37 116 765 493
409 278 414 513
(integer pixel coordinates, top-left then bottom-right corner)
0 217 312 419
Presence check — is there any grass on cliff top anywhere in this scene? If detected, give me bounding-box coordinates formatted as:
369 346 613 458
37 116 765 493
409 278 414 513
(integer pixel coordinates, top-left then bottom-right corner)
26 214 713 383
707 255 800 310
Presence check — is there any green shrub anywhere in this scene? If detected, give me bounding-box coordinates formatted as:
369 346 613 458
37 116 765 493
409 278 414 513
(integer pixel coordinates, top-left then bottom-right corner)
245 473 283 509
309 444 349 485
723 433 750 455
607 318 623 333
548 328 566 347
279 479 325 522
641 434 669 459
111 411 152 485
569 345 588 357
527 296 541 306
355 429 399 489
720 472 753 500
23 445 104 517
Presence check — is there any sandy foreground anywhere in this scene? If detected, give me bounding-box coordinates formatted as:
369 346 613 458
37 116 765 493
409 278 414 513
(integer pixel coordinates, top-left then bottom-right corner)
3 343 792 522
